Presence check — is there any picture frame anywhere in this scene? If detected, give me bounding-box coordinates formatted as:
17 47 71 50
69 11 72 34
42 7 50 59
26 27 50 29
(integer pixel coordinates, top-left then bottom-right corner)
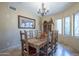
18 15 35 29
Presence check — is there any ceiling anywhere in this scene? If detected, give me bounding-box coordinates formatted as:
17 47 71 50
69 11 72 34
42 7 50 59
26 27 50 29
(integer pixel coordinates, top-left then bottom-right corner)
8 2 75 16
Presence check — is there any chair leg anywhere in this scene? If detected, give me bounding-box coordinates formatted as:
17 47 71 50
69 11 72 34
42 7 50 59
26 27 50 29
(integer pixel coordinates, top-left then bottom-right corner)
53 43 57 53
22 51 24 56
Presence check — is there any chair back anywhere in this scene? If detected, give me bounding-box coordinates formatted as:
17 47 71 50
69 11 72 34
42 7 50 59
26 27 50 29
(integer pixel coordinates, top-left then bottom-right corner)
29 30 33 39
51 30 58 49
20 30 29 56
34 30 38 38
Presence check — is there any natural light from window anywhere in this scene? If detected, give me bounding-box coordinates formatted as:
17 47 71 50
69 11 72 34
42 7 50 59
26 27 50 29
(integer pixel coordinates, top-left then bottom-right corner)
64 16 70 36
56 19 62 34
74 12 79 36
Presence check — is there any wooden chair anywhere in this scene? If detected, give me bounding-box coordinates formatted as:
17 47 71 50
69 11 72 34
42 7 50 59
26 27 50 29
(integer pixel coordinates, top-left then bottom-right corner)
20 30 28 56
20 30 37 56
51 31 58 53
39 32 52 56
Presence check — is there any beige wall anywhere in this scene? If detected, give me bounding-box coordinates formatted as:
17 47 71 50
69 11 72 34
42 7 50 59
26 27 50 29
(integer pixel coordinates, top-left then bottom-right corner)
42 3 79 52
0 3 40 52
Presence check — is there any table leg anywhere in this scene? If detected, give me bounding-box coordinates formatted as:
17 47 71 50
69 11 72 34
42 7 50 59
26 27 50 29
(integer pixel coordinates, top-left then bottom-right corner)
36 47 40 56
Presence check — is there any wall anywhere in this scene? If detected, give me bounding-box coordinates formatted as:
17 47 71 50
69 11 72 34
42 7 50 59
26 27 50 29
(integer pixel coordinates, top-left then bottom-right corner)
0 3 40 52
42 3 79 52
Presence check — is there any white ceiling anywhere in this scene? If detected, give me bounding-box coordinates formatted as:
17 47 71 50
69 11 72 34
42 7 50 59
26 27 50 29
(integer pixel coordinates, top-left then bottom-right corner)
8 2 75 16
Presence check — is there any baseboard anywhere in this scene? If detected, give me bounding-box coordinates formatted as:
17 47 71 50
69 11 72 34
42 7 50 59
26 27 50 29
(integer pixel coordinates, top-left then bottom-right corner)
0 44 21 52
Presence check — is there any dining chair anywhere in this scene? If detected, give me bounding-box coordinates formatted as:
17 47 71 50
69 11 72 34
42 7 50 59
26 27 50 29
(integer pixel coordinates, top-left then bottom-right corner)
51 31 58 53
40 30 58 56
38 30 58 56
39 32 52 56
20 30 28 56
20 30 37 56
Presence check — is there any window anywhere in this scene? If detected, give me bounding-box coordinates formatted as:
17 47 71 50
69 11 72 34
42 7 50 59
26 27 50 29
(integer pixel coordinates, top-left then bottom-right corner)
64 16 70 36
56 19 62 34
74 12 79 36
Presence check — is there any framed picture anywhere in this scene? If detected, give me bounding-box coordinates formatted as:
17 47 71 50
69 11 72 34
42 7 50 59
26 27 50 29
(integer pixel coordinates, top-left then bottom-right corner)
18 15 35 29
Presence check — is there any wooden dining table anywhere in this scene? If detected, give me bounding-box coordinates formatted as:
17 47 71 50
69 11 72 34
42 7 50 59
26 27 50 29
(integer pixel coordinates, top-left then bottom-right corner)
28 38 47 56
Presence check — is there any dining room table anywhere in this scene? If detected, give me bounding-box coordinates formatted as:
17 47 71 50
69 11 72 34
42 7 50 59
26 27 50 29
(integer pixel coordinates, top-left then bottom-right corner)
28 38 47 56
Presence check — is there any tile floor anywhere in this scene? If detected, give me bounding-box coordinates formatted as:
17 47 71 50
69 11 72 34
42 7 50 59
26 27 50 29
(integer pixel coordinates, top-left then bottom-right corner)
50 43 79 56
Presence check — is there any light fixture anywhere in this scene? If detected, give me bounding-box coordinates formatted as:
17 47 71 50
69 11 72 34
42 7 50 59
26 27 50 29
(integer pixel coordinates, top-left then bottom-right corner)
37 3 49 16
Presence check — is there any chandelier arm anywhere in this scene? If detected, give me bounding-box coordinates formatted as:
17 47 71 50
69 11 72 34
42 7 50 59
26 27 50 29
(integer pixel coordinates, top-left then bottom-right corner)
37 3 49 16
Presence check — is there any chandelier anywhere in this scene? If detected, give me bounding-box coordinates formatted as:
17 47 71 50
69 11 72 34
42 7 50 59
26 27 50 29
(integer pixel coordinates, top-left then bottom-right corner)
37 3 49 16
